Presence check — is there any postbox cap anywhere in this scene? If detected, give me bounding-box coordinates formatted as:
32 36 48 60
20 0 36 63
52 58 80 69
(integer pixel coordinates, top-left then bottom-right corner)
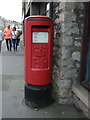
25 15 53 22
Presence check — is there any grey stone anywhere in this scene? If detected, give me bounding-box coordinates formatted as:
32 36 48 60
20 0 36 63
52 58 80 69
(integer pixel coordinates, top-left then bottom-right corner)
59 2 66 10
58 97 73 104
56 80 71 89
61 22 72 33
56 58 61 66
62 36 73 46
59 12 65 22
61 47 71 59
58 89 72 98
54 6 59 14
78 2 85 10
74 41 81 46
72 52 80 61
64 3 75 11
64 11 76 22
61 22 79 35
60 68 78 79
76 63 80 68
55 18 60 23
74 37 82 40
61 59 75 68
55 47 61 58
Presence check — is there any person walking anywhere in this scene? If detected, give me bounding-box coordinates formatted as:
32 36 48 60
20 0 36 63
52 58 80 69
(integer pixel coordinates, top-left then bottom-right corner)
12 27 18 51
0 30 4 53
4 25 12 51
17 30 22 47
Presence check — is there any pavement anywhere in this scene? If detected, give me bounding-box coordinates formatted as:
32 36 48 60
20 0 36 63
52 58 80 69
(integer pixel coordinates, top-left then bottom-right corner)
0 40 88 119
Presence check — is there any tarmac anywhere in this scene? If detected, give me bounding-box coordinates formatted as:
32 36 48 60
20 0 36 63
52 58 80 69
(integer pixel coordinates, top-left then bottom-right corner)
0 41 88 119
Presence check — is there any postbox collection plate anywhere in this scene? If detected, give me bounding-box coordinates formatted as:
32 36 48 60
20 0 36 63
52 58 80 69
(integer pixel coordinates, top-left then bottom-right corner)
32 32 48 43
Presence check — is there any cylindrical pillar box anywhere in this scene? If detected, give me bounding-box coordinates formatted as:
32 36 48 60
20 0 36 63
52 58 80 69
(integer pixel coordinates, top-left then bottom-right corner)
24 16 54 108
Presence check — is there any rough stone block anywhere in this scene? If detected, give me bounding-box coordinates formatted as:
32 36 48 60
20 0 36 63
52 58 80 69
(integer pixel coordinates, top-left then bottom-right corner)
61 59 75 68
72 52 80 61
56 80 71 89
61 46 71 59
58 97 73 104
74 41 81 46
62 36 73 46
60 68 78 79
64 2 75 11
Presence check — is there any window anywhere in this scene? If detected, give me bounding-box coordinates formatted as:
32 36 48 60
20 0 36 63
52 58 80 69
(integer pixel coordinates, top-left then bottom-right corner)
40 2 53 17
46 3 50 17
46 3 53 17
80 2 90 91
28 0 30 4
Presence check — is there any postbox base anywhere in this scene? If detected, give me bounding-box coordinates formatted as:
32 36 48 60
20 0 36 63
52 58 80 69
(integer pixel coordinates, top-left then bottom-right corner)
25 83 54 108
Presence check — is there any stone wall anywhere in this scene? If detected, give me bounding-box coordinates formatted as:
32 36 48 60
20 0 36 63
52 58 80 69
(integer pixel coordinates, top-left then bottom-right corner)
52 2 85 104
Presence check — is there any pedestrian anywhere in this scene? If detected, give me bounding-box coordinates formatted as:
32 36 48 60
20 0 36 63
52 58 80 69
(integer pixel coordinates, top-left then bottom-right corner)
12 27 18 51
17 30 22 47
4 25 12 51
0 30 4 53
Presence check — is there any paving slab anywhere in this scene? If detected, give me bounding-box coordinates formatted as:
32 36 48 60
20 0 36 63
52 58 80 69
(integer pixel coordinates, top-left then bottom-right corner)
2 91 86 118
1 41 87 119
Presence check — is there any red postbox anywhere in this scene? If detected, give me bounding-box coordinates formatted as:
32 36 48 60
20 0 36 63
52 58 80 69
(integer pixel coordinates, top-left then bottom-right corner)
24 16 54 108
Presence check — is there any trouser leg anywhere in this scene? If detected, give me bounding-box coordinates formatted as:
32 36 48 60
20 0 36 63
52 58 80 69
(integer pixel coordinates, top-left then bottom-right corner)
9 39 12 51
12 39 15 51
17 39 20 46
16 39 18 51
6 39 9 50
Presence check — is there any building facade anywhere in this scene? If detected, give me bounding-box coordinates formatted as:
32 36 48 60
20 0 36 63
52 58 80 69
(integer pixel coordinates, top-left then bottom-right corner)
22 1 90 118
